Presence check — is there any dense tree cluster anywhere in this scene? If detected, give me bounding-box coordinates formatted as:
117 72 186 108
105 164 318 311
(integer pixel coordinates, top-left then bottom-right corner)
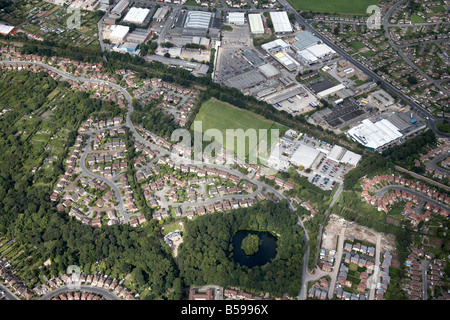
382 130 436 169
177 200 305 297
240 234 262 256
131 99 178 139
0 71 178 299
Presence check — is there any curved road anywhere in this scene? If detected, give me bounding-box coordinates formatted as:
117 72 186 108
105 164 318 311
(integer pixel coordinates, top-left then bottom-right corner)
374 185 450 211
425 151 450 176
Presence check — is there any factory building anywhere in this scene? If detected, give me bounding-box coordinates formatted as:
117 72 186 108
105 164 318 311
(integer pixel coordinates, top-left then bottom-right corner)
0 24 14 36
153 6 169 22
123 7 150 25
290 144 321 169
108 25 130 42
126 28 152 43
261 39 290 54
184 11 213 29
347 119 403 151
316 84 346 99
115 42 140 55
327 145 361 167
292 31 321 51
227 12 245 25
109 0 129 19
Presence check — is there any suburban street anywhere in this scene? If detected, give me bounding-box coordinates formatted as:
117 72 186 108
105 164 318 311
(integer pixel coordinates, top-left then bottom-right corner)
368 234 382 300
375 185 450 211
425 151 450 176
0 282 19 300
79 134 129 222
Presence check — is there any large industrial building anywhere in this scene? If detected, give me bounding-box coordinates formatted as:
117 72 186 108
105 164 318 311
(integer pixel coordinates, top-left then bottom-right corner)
292 31 321 51
227 12 245 25
184 11 213 29
110 0 129 18
261 39 290 53
290 144 321 169
327 145 361 167
224 69 266 90
123 7 150 25
153 6 169 22
269 11 292 33
293 31 335 64
108 25 130 42
126 28 151 43
316 83 346 99
167 10 221 40
114 42 140 55
261 39 300 71
248 13 264 34
0 24 14 36
347 119 403 151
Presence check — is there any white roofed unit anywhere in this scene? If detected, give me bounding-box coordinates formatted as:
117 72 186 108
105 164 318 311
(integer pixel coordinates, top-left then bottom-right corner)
0 24 14 35
184 11 212 29
261 39 290 53
109 25 130 41
227 12 245 25
328 145 345 162
123 7 150 24
273 52 300 71
305 43 336 58
270 11 292 33
290 144 321 169
298 49 318 64
347 119 403 150
340 150 362 167
153 6 169 21
248 13 264 34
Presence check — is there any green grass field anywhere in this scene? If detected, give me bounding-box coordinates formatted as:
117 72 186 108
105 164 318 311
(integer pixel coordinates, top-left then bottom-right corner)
409 15 426 23
192 98 287 162
288 0 381 15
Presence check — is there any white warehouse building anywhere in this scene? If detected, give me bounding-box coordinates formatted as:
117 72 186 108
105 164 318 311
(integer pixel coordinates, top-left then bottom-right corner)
227 12 245 25
347 119 403 151
248 13 264 34
290 144 321 169
270 11 293 33
123 7 150 24
108 25 130 42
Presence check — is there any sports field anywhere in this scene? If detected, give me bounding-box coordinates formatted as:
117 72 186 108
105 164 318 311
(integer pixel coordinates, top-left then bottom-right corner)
192 98 287 162
288 0 381 15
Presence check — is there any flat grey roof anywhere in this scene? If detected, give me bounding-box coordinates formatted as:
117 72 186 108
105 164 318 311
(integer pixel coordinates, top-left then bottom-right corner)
242 49 265 66
224 69 266 89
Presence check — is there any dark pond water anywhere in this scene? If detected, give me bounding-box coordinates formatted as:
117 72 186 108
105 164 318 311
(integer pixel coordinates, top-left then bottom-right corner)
232 230 277 268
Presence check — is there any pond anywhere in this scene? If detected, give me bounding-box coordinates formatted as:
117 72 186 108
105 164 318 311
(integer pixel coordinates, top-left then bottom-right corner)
232 230 277 268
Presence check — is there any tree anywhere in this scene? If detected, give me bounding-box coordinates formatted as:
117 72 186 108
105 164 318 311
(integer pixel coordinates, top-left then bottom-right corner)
407 76 418 85
241 234 262 256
